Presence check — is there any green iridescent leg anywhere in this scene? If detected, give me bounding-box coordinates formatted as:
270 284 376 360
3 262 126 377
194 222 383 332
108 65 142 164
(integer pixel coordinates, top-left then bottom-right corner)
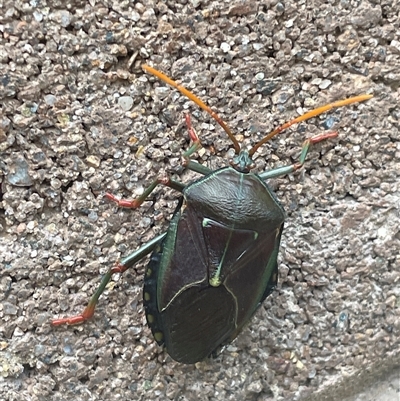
52 233 167 325
106 114 212 208
259 131 338 180
52 114 210 325
182 114 212 175
105 177 185 208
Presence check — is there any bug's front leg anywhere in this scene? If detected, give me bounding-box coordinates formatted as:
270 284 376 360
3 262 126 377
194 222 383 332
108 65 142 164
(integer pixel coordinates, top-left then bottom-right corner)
259 131 338 180
180 113 214 176
52 233 167 326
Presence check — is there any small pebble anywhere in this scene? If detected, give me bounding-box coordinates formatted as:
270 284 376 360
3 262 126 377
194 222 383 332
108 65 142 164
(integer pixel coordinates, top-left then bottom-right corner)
118 96 134 111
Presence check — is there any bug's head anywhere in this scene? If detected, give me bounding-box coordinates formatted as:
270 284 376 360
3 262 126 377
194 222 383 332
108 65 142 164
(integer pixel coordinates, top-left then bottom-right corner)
230 150 255 173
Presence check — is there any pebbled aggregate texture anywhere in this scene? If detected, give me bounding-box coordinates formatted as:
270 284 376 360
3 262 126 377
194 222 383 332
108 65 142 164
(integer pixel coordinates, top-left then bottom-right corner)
0 0 399 400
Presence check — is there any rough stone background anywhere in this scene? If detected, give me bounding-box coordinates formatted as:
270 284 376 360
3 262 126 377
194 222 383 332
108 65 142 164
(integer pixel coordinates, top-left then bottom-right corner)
0 0 399 400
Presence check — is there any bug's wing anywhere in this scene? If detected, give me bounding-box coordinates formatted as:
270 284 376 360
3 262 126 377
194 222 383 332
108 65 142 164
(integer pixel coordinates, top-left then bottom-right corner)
157 206 209 310
162 281 236 364
223 225 283 332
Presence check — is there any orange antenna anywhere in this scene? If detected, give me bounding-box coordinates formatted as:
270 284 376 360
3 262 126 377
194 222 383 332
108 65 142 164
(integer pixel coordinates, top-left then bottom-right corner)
143 64 241 154
248 94 373 156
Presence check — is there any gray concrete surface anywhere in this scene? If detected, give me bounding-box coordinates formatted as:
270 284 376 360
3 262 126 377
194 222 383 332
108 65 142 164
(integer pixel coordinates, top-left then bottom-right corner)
0 0 399 400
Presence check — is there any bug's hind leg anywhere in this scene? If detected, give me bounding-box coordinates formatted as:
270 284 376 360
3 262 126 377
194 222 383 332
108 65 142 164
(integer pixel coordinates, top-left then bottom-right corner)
52 233 167 326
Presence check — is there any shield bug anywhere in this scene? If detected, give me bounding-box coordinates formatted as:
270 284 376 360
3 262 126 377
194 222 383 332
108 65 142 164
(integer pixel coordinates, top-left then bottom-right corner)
52 65 372 364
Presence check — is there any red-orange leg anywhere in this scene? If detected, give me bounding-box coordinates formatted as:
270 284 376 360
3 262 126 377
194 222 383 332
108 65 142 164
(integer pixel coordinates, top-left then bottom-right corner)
51 263 127 325
249 94 373 156
105 176 185 209
142 64 241 154
183 114 202 160
258 131 338 180
52 232 167 325
106 112 208 209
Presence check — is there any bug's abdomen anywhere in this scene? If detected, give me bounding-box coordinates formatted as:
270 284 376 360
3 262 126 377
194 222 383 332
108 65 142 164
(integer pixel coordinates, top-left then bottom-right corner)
143 168 284 364
143 241 166 347
161 283 236 364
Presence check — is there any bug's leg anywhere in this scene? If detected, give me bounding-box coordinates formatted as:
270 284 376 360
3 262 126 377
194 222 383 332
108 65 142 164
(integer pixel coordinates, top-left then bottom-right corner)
182 114 202 159
107 114 209 208
259 131 338 180
182 114 213 176
105 176 185 208
143 64 241 153
249 94 373 156
52 232 167 326
185 160 213 175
